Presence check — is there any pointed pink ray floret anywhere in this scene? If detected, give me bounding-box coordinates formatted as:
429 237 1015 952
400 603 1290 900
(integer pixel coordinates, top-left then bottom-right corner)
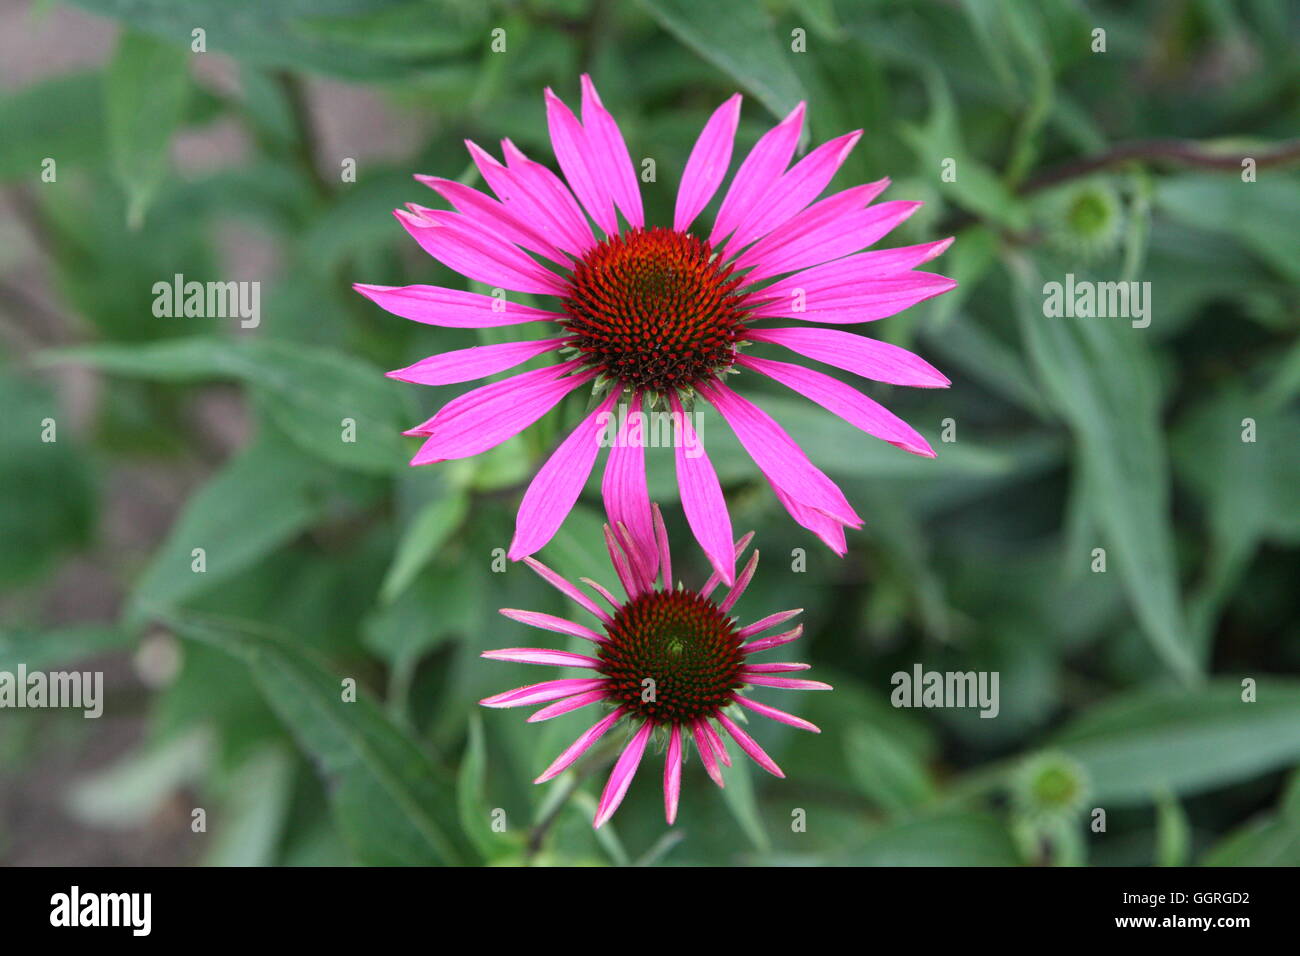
478 506 828 829
357 75 956 581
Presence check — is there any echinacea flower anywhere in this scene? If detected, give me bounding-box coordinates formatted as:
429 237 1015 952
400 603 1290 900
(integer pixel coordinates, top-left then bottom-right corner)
480 506 828 828
357 75 955 584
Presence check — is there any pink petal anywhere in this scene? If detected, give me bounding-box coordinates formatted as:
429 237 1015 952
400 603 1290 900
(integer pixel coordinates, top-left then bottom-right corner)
674 93 742 233
745 327 948 387
603 522 643 599
394 207 568 297
719 549 759 613
767 475 850 554
535 706 626 783
691 719 725 787
652 504 673 592
593 719 655 827
744 624 804 654
387 337 566 386
415 175 568 264
664 724 683 824
700 379 862 527
353 283 563 329
481 647 601 668
580 75 643 229
742 662 810 673
579 575 622 613
737 199 923 284
602 393 657 584
408 365 594 462
754 237 955 302
700 531 756 598
699 717 731 767
509 391 620 561
481 677 608 709
724 130 862 256
528 688 609 723
737 354 935 457
738 609 802 639
668 391 735 586
742 675 832 691
470 137 594 256
522 556 612 625
749 273 958 324
499 608 606 643
710 102 805 248
734 693 820 733
545 87 618 236
716 712 784 778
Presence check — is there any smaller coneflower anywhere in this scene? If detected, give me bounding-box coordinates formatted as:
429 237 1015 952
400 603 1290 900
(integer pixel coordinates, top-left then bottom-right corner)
480 505 828 828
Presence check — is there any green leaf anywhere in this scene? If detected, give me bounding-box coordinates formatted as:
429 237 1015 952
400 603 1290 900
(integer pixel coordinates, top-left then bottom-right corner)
0 374 96 589
1051 678 1300 806
203 745 296 866
381 490 470 604
105 31 191 228
44 338 409 473
173 610 477 866
635 0 807 122
1155 172 1300 283
1008 255 1196 682
843 812 1020 866
719 752 770 854
0 626 132 673
844 723 937 817
1154 788 1190 866
0 73 103 181
72 0 469 80
127 437 340 625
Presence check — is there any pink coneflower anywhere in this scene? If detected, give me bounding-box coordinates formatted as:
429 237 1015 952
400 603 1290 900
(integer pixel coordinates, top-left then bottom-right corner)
357 76 955 584
480 507 827 828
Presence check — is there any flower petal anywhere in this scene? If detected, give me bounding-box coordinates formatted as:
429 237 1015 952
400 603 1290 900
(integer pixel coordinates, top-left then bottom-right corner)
668 391 735 586
394 207 568 297
481 677 608 709
744 624 804 654
593 719 655 827
737 354 935 457
691 719 725 787
602 394 658 584
353 283 563 329
522 556 613 625
545 87 618 236
700 379 861 527
388 337 566 386
580 75 643 229
724 130 862 256
745 327 948 387
710 102 805 248
750 273 958 324
734 693 820 733
499 608 606 643
716 712 784 777
736 199 923 284
754 237 954 303
481 647 601 668
742 674 833 691
415 175 569 264
536 706 626 783
664 724 683 825
738 609 802 639
528 688 609 723
408 364 594 462
509 390 621 560
674 93 742 233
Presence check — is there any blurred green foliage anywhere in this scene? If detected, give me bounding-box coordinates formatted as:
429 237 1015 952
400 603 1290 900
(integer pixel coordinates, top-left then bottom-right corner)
1 0 1298 866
